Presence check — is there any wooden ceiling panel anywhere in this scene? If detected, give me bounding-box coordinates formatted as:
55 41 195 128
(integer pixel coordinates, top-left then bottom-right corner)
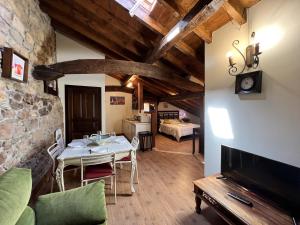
38 0 260 116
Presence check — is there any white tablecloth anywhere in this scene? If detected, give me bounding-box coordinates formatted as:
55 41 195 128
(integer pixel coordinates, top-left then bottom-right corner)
58 136 132 160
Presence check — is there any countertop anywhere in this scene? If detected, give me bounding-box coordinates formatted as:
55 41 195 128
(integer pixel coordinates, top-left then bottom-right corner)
124 119 151 125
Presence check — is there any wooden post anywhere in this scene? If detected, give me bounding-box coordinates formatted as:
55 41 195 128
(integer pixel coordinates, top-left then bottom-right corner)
151 101 158 147
137 82 143 113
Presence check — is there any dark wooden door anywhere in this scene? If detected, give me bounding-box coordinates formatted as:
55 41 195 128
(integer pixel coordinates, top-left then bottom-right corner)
65 85 102 144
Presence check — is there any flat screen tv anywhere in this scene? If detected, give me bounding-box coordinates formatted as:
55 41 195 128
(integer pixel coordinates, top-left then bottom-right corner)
221 145 300 216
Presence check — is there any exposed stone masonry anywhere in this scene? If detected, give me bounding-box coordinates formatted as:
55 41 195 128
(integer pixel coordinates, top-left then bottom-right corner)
0 0 63 187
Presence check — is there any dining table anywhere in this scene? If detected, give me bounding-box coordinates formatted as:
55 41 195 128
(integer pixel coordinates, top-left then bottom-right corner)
56 135 137 193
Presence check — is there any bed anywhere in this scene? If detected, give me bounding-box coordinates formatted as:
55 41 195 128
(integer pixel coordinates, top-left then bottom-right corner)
158 111 200 142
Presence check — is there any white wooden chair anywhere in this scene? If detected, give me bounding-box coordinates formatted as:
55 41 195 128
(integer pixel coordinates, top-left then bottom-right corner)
80 153 117 204
47 143 64 193
116 136 139 184
55 128 64 149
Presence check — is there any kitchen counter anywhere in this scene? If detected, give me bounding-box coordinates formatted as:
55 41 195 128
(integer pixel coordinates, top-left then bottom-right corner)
124 119 151 125
123 119 151 145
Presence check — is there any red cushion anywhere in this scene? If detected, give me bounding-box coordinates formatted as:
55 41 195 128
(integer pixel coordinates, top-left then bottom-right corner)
84 163 113 179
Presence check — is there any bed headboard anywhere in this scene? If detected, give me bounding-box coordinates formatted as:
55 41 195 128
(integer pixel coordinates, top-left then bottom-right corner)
158 111 179 120
157 111 179 131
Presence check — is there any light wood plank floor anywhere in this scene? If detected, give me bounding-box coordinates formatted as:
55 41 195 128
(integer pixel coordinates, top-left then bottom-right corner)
155 134 200 155
61 151 226 225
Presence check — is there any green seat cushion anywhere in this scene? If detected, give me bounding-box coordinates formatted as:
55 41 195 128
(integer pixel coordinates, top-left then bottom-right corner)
0 168 32 225
35 181 107 225
15 206 35 225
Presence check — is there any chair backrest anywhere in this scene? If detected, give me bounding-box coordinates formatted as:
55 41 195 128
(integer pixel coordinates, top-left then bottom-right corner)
55 128 64 148
131 136 139 151
81 152 116 179
47 143 63 174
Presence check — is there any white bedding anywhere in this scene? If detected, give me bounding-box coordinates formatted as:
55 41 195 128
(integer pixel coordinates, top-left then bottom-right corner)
159 122 200 141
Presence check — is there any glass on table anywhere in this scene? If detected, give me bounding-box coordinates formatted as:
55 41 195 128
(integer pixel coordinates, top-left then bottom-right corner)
110 132 116 137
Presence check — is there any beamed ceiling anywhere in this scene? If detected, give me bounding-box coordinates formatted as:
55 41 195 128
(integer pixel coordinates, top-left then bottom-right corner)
39 0 260 116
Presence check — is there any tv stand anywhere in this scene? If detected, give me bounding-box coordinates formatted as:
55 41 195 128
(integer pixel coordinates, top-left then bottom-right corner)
193 175 294 225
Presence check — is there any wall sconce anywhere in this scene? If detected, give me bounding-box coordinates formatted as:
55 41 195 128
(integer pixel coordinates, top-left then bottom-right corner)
227 32 262 76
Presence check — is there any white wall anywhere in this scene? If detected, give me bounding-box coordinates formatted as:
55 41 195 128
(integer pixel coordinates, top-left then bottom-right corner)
205 0 300 176
158 102 200 124
105 76 133 134
56 33 106 134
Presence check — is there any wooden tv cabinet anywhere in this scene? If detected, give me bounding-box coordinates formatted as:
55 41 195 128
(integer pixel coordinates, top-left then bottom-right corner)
193 175 294 225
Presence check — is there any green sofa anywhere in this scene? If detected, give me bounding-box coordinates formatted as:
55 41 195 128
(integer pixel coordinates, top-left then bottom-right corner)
0 168 107 225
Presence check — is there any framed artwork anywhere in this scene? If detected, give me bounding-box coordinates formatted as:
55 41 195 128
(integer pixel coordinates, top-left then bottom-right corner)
44 80 58 96
110 96 125 105
1 47 28 82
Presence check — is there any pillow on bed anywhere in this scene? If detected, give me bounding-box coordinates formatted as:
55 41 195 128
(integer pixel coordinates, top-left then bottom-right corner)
160 119 165 124
164 119 180 124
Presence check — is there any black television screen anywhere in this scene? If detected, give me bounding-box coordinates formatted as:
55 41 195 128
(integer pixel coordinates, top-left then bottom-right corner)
221 145 300 215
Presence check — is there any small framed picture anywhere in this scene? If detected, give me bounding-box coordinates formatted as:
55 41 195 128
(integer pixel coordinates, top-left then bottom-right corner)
110 96 125 105
1 47 28 82
44 80 58 96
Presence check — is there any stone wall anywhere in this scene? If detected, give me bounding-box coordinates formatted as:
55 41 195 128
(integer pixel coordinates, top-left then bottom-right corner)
0 0 63 187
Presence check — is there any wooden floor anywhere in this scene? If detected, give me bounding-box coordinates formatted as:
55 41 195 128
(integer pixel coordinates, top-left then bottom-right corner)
155 134 200 155
59 150 226 225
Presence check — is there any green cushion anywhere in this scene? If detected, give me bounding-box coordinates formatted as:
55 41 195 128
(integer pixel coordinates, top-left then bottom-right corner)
35 181 107 225
15 206 35 225
0 168 32 225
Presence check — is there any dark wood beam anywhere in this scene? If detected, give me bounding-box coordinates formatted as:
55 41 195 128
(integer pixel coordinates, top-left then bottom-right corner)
72 0 154 48
52 20 125 60
146 0 220 63
137 82 143 112
40 1 142 61
33 59 203 92
159 92 204 102
105 85 134 94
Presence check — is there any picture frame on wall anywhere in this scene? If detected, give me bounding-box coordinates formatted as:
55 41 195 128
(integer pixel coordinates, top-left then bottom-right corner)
44 80 58 96
1 47 28 82
110 96 125 105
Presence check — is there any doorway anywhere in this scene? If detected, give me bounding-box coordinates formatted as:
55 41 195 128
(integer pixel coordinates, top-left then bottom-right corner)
65 85 102 144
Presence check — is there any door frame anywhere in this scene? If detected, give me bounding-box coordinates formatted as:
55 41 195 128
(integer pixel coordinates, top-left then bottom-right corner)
65 85 102 143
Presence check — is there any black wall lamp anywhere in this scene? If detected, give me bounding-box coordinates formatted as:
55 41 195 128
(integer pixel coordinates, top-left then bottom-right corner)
227 32 262 76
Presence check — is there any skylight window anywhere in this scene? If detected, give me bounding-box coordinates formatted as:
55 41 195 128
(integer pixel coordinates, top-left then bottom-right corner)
129 0 157 17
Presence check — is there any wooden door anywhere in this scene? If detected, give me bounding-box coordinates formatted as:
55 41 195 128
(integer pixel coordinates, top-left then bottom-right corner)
65 85 102 144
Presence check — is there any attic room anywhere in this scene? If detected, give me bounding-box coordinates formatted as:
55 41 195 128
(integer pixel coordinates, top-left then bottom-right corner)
0 0 299 225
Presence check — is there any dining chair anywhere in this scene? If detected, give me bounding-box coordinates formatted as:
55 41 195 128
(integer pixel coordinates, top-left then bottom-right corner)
80 152 117 204
116 136 139 184
55 128 64 149
47 143 62 193
47 143 79 193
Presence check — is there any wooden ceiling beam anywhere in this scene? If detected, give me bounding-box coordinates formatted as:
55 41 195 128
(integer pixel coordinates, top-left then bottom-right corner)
114 0 197 58
33 59 203 92
162 0 200 19
163 52 203 80
140 77 180 95
170 101 200 117
193 26 213 43
51 20 126 60
146 0 222 63
160 92 204 102
40 0 143 61
157 0 181 18
223 0 247 25
71 0 154 48
105 86 134 94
